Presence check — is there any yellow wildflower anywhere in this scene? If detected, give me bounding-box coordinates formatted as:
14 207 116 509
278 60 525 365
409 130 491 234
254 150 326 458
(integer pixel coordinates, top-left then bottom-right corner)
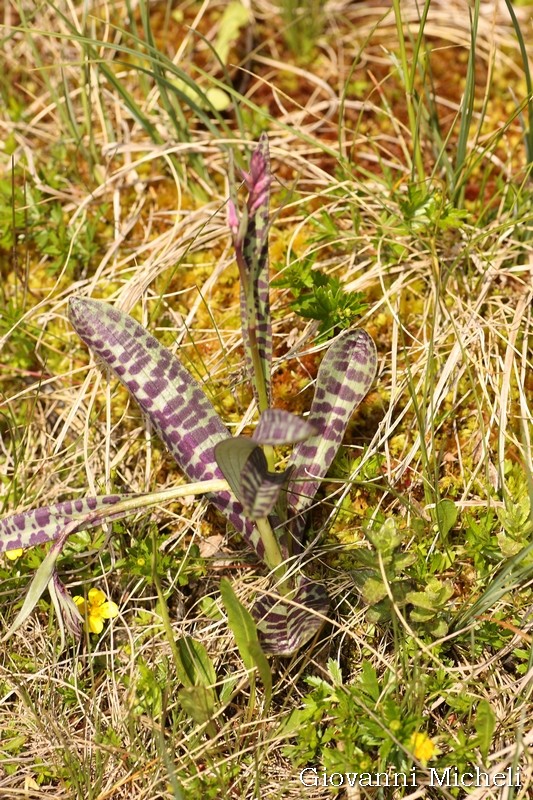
410 732 437 764
5 548 24 561
73 588 119 634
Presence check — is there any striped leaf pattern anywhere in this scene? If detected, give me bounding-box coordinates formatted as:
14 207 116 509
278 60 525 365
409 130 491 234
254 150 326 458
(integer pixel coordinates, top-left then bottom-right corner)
215 437 289 520
240 448 288 519
231 133 272 410
253 577 330 655
286 329 377 537
68 298 266 559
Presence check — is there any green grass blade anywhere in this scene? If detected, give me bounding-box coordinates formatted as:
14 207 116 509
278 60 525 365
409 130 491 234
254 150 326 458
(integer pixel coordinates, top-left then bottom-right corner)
220 578 272 709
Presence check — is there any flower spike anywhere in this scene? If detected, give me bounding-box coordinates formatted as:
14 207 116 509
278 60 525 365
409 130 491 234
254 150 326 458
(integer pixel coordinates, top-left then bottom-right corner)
229 134 273 411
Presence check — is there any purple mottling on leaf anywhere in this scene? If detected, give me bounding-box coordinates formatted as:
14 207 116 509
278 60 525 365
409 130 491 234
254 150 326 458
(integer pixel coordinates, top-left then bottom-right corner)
287 329 377 539
253 577 330 655
0 495 121 553
68 297 263 558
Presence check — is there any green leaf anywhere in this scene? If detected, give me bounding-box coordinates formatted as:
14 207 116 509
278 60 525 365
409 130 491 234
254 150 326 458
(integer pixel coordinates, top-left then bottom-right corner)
361 576 388 605
178 686 216 727
367 517 403 556
406 578 454 610
220 578 272 708
2 534 67 641
359 661 380 702
474 699 496 762
213 1 250 64
175 636 217 690
435 499 458 537
326 658 343 685
274 259 367 342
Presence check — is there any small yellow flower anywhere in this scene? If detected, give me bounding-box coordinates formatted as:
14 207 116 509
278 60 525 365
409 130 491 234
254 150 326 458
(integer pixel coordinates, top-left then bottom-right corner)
5 548 24 561
410 732 437 764
73 588 119 634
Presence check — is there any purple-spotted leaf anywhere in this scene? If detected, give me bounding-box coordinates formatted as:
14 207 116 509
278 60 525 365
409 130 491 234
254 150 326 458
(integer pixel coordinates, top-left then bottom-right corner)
215 437 289 519
230 134 272 411
287 329 377 532
240 448 289 519
1 481 229 641
253 577 330 656
0 495 123 553
0 480 231 554
69 297 229 484
2 520 77 641
252 408 316 445
67 298 267 558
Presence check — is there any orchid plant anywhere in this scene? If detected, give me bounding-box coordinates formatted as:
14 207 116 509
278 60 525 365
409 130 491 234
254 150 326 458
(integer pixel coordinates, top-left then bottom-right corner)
0 135 377 656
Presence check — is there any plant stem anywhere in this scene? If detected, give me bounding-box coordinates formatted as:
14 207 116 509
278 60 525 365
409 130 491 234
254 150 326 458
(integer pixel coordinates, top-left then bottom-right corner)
391 0 426 184
255 517 292 593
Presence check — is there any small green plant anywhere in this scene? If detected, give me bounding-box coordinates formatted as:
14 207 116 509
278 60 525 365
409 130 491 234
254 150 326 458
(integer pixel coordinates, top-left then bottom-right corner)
274 254 368 342
0 169 104 276
0 136 377 658
351 517 453 637
496 459 532 557
280 658 432 774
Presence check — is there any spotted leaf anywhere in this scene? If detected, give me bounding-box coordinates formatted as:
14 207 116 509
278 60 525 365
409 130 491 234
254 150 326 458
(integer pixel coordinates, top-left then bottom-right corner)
252 408 316 445
287 329 377 534
253 576 330 655
68 298 269 558
0 495 123 553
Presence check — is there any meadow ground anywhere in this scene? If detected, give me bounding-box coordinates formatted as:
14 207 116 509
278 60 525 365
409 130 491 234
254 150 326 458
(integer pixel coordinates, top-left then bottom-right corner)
0 1 532 798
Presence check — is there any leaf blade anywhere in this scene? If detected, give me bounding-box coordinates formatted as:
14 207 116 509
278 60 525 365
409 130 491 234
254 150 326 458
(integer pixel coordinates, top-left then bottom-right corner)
252 409 316 445
287 329 377 531
252 577 330 656
220 578 272 707
0 495 123 553
68 297 266 557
